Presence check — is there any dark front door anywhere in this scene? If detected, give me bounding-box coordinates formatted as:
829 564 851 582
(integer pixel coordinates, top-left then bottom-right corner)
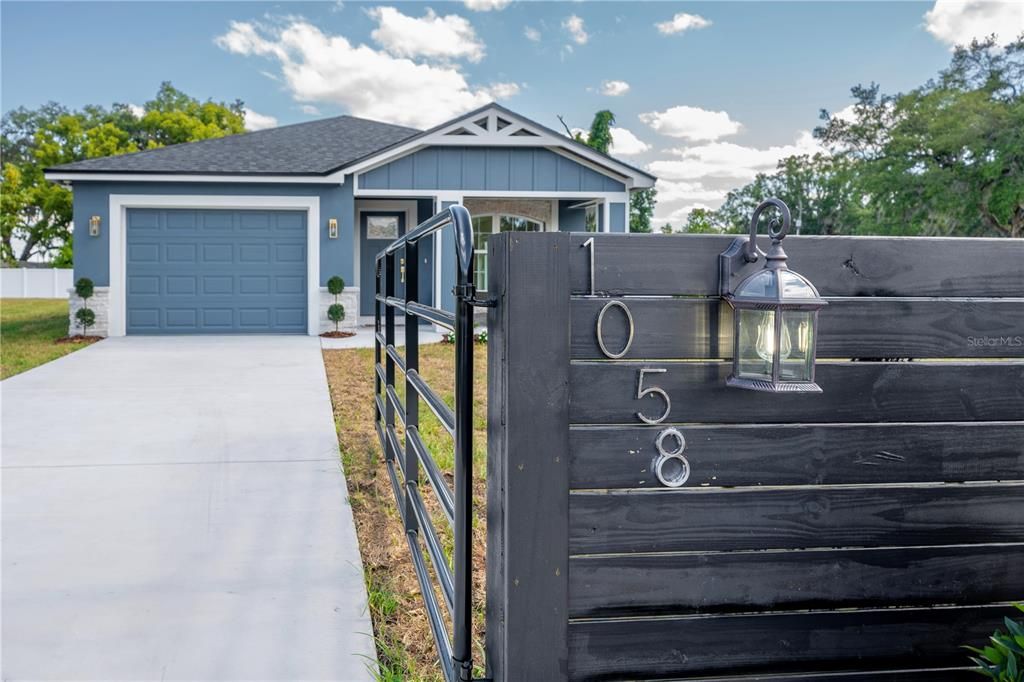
360 211 406 317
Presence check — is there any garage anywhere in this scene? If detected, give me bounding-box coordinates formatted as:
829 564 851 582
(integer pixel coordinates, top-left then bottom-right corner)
125 208 308 334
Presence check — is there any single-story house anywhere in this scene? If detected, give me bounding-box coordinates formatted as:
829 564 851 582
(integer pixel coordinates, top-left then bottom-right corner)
45 103 656 336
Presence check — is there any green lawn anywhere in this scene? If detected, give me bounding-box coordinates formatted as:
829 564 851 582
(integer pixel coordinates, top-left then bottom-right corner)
0 298 96 379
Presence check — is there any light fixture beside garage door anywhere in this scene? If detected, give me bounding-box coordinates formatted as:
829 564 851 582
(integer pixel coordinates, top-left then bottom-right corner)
328 218 339 239
89 215 101 237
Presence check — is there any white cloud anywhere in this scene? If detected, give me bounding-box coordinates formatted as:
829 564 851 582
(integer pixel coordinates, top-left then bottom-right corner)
640 105 742 141
924 0 1024 48
654 179 727 204
599 80 630 96
524 26 541 42
648 131 822 182
368 6 485 63
563 15 589 45
215 19 519 128
483 82 522 99
464 0 511 10
656 12 712 35
300 104 322 116
244 108 279 130
609 127 650 155
127 103 145 118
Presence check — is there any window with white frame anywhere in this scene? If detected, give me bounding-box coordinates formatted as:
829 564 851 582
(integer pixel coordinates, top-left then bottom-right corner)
472 214 545 291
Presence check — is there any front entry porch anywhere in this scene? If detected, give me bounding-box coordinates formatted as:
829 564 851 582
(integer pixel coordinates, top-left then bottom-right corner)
354 193 626 324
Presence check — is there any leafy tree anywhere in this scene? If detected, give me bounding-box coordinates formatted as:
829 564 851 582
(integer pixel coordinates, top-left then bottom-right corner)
1 83 246 264
659 223 674 234
714 35 1023 238
560 109 659 233
683 208 720 234
630 187 657 233
815 35 1024 237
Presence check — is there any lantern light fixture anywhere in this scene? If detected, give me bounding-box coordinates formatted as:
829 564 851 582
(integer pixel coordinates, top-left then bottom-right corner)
89 215 101 237
718 198 826 393
327 218 339 239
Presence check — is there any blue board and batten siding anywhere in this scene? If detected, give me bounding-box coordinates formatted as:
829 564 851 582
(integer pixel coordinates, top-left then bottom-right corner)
70 181 353 287
360 147 626 193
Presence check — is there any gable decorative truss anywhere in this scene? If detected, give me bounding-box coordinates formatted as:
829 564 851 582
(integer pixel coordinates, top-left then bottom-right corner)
339 104 655 191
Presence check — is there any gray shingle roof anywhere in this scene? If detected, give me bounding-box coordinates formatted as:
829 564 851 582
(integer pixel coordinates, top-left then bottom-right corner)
47 115 420 176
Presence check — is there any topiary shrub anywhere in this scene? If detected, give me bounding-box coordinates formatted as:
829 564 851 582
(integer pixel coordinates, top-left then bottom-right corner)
966 603 1024 681
327 303 345 332
327 275 345 297
75 307 96 335
74 277 96 336
325 275 345 332
74 277 94 300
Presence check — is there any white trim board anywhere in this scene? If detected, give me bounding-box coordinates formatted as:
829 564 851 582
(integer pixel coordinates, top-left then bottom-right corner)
48 172 343 185
107 194 321 336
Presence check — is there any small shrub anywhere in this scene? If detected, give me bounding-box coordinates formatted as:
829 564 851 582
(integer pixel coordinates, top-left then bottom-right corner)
75 307 96 335
327 275 345 296
966 603 1024 681
475 330 488 344
442 331 455 344
328 303 345 332
74 277 94 299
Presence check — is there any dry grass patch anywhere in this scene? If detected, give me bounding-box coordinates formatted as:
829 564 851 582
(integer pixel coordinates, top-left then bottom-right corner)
323 342 488 682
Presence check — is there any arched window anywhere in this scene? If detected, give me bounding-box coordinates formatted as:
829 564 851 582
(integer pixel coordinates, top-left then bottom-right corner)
472 214 545 291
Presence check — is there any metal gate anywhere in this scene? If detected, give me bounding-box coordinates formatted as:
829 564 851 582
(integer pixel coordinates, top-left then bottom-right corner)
374 205 489 682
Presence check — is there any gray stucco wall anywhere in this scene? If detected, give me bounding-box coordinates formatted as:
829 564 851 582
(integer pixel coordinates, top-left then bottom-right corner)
70 180 353 287
360 147 626 193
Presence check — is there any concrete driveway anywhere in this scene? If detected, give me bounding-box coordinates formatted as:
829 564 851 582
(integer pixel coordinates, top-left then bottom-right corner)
1 337 376 681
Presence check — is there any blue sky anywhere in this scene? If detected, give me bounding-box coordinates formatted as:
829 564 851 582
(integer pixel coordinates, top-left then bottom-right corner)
3 1 1021 226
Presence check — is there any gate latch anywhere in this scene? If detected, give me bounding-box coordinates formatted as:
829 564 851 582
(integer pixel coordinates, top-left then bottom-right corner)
452 283 496 308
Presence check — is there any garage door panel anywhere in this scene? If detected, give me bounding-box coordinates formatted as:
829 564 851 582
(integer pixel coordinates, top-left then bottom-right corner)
166 211 198 230
127 275 160 295
126 208 307 335
165 244 197 263
202 243 234 263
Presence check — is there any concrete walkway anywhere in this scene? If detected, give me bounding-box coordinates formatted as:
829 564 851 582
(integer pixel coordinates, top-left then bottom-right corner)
1 337 376 681
319 326 445 350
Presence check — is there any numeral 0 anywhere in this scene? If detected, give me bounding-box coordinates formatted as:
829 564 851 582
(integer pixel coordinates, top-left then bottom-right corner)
596 300 634 359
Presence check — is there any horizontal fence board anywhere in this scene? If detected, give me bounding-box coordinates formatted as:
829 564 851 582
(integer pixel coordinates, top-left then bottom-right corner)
569 422 1024 489
677 670 977 682
569 482 1024 554
568 233 1024 297
569 361 1024 424
570 297 1024 360
569 543 1024 618
567 604 1011 681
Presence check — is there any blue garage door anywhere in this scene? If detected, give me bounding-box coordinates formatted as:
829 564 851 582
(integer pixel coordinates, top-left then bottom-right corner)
126 208 307 334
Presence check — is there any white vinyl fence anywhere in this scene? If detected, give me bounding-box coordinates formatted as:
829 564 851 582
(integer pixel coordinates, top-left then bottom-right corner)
0 268 74 299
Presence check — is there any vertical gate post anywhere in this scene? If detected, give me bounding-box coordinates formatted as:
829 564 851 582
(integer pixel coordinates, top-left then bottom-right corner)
384 252 396 463
486 232 571 681
404 241 421 536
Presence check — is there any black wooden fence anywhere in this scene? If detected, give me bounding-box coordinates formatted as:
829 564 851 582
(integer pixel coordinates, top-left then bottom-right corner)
485 231 1024 680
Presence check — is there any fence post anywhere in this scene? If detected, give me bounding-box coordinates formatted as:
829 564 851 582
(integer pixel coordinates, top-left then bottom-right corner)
486 232 571 681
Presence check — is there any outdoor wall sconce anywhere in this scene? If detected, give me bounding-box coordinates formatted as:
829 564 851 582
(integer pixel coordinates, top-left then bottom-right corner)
89 215 101 237
719 198 826 393
327 218 339 239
